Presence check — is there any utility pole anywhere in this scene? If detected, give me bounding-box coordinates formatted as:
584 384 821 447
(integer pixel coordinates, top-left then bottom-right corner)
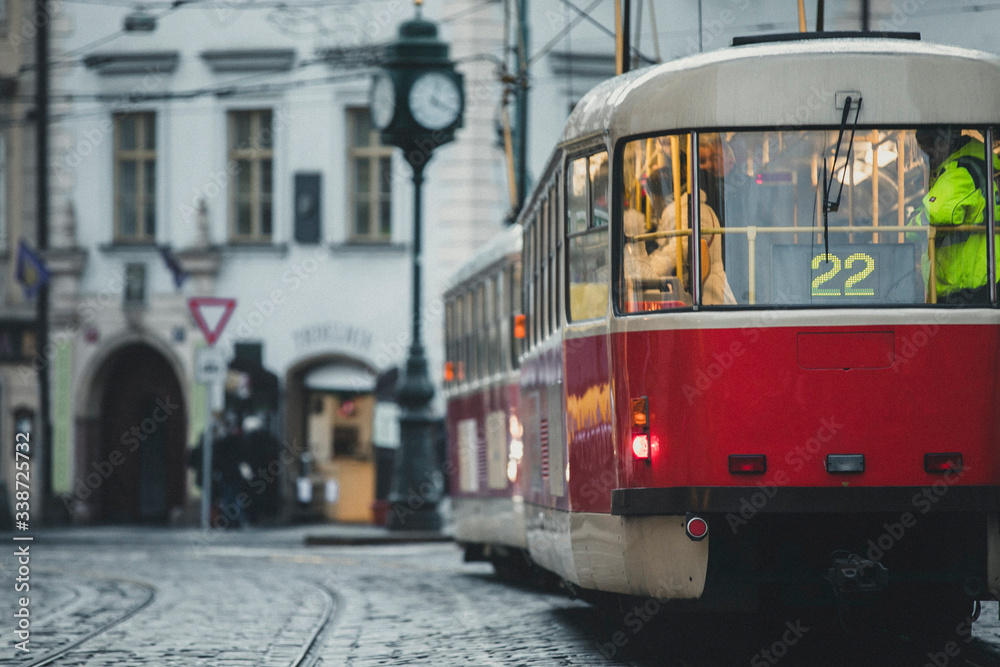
35 0 52 521
514 0 528 214
615 0 631 75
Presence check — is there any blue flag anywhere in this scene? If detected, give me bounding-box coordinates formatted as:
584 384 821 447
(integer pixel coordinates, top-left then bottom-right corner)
16 240 50 299
158 245 188 290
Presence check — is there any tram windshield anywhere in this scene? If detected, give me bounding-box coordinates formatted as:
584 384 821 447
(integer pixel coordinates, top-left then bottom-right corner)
619 128 999 312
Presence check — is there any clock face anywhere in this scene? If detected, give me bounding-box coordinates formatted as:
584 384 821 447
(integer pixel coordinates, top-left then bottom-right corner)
370 72 395 130
408 71 462 131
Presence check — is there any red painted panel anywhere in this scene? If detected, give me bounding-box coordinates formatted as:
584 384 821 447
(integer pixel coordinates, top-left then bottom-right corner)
609 323 1000 491
564 334 616 513
797 331 894 369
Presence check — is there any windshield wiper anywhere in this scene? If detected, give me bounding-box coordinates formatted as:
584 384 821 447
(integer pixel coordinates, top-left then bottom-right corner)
822 95 863 256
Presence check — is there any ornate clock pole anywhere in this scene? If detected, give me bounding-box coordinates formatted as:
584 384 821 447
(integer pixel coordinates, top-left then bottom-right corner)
370 1 464 530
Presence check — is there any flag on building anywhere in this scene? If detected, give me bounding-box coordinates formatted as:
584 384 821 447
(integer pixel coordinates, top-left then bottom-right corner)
16 240 50 299
158 245 188 290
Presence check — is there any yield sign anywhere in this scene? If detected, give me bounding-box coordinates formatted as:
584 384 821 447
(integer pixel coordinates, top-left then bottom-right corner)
188 297 236 345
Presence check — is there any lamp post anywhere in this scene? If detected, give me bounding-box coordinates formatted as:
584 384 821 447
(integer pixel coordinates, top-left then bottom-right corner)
370 4 463 531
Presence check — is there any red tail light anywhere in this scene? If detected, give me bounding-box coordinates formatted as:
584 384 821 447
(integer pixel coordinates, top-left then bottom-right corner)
632 434 649 460
631 397 650 464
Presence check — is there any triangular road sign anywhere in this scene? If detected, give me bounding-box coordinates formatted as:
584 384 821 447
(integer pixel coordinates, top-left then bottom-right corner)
188 297 236 345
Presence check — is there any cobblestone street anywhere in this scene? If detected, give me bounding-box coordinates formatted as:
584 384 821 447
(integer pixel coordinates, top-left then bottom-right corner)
3 527 1000 666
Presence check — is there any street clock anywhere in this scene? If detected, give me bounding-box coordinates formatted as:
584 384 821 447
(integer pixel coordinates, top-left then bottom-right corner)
369 16 464 157
408 71 462 130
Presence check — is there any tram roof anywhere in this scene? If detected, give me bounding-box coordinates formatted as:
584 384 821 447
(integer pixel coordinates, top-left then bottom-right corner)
561 37 1000 145
444 222 523 295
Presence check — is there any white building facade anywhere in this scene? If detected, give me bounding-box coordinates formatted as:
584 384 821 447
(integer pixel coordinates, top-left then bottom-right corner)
47 0 506 523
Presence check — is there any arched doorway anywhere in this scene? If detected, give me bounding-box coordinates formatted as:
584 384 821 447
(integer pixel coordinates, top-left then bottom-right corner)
286 356 387 523
91 343 187 522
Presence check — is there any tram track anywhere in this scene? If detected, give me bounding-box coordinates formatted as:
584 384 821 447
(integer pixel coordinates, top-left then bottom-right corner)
24 571 157 667
284 580 342 667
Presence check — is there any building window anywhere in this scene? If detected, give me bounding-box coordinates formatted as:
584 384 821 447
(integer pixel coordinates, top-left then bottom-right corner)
348 108 392 242
114 112 156 242
229 109 273 242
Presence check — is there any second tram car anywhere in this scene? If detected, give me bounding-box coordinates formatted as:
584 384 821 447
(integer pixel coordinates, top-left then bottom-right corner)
443 34 1000 629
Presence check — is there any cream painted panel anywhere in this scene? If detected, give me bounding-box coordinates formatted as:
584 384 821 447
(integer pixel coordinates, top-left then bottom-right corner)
453 496 527 549
486 410 508 490
457 418 479 493
622 516 708 599
569 512 629 593
526 506 577 583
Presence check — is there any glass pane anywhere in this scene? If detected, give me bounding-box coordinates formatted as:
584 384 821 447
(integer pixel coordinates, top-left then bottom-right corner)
914 126 993 304
567 157 589 234
119 161 137 237
355 158 370 195
590 152 609 227
260 159 272 236
234 113 251 149
620 135 691 312
355 201 370 236
568 228 608 321
143 113 155 150
259 111 273 149
235 161 252 236
119 115 136 151
261 159 272 196
143 159 155 237
260 198 272 236
353 110 373 147
379 157 392 194
378 198 391 237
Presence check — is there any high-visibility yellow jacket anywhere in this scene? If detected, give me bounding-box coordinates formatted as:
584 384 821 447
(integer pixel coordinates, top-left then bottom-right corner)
915 138 1000 297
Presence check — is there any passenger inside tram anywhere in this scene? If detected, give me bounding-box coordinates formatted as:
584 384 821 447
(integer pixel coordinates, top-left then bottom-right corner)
621 135 734 309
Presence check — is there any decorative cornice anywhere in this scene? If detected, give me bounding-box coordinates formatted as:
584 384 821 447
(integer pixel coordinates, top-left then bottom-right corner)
175 247 222 277
201 49 296 73
83 51 180 76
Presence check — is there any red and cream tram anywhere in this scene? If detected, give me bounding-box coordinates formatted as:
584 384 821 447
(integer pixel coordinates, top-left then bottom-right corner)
444 34 1000 629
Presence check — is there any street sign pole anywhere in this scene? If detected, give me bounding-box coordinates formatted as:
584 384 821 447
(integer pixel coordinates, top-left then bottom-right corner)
200 401 213 531
189 299 235 531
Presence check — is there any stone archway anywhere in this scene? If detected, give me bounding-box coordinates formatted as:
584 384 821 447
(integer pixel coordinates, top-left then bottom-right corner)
83 343 188 523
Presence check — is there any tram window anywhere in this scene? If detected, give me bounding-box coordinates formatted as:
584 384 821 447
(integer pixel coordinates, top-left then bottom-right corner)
479 285 489 378
542 197 551 338
619 134 695 312
510 262 523 368
444 300 454 385
464 291 474 381
619 127 996 311
567 152 610 321
551 190 562 330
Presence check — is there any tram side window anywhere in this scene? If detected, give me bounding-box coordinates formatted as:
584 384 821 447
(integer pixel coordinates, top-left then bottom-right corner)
444 299 455 385
567 152 610 321
619 134 697 313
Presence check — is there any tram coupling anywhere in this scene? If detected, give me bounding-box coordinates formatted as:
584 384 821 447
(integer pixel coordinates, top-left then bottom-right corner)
826 551 889 596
